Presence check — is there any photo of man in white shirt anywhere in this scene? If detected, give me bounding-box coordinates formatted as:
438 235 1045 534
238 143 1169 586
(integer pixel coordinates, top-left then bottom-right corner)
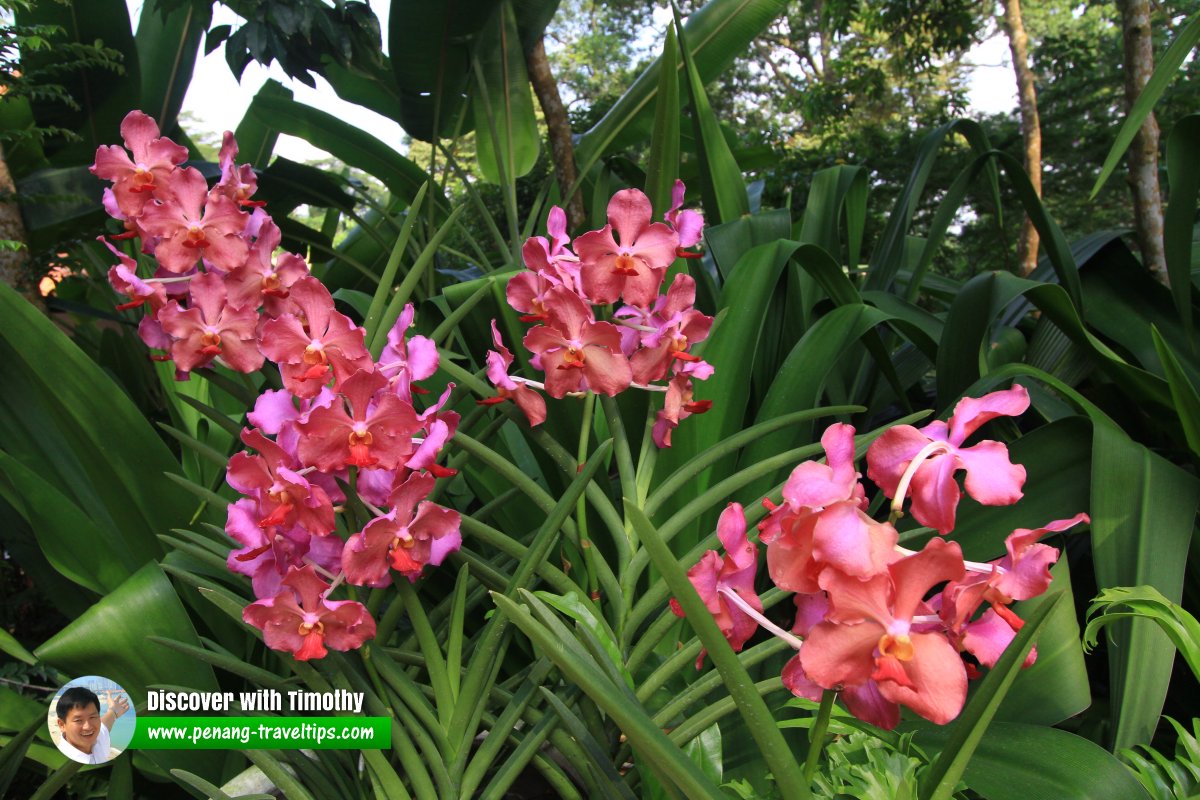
51 685 130 765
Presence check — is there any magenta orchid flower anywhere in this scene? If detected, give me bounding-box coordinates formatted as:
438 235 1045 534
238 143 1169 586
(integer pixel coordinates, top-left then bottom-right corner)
522 286 632 398
378 304 439 401
137 166 249 273
627 274 714 384
223 218 309 313
259 277 373 398
225 499 341 599
156 272 263 374
342 473 462 584
89 110 189 217
573 188 678 307
665 180 704 249
866 385 1030 534
243 565 376 660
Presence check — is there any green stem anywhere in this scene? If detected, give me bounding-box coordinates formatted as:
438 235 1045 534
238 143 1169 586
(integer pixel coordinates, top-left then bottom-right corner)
804 689 837 783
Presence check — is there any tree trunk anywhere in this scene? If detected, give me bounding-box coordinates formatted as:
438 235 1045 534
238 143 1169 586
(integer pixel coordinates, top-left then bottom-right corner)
525 36 586 231
1116 0 1168 281
1000 0 1042 276
0 145 31 294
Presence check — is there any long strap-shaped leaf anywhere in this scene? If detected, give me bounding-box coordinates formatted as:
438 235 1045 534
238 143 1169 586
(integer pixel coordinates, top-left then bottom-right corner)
627 501 811 800
1090 12 1200 198
493 590 725 798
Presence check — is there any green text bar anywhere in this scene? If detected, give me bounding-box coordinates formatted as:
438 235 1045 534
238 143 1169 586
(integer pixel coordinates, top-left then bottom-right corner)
130 716 391 749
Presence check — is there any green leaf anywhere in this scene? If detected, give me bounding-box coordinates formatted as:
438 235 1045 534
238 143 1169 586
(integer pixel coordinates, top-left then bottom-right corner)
234 80 293 168
918 591 1068 800
917 722 1152 800
472 2 540 184
494 591 725 798
644 26 680 217
1085 585 1200 689
136 0 210 134
35 562 223 777
1150 325 1200 460
673 6 748 225
1090 13 1200 198
533 590 632 690
627 501 810 800
1091 423 1199 750
1164 114 1200 339
247 89 432 205
0 284 188 573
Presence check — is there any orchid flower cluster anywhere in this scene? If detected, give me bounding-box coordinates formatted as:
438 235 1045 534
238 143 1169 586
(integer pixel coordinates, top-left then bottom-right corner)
481 185 714 447
92 111 463 661
672 386 1089 730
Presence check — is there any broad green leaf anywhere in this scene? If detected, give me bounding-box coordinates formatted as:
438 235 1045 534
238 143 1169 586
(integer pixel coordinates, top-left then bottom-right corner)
0 284 188 570
0 715 48 800
1091 422 1199 750
1151 325 1200 460
0 451 131 593
918 592 1067 800
995 559 1092 727
674 7 748 225
234 80 292 168
1084 585 1200 684
917 722 1151 800
0 629 35 666
645 27 680 217
136 0 211 135
472 2 540 184
1164 114 1200 338
247 90 432 205
1090 13 1200 198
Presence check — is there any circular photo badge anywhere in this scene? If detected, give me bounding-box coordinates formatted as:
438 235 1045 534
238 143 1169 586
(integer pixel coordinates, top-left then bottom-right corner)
47 676 135 765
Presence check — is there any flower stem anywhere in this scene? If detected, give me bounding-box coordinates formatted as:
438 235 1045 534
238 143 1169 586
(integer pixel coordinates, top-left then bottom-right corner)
890 440 950 522
717 587 804 650
803 689 837 783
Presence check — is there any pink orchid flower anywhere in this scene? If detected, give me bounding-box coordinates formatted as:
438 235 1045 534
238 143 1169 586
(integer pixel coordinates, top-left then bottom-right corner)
89 110 189 218
243 565 376 660
212 130 261 207
223 218 309 314
342 473 462 585
801 537 968 726
652 372 712 448
521 206 581 291
574 188 678 307
522 286 632 398
378 304 439 401
138 166 249 273
627 274 714 384
156 272 263 374
866 385 1030 534
259 277 373 398
665 179 704 249
479 320 547 426
760 423 899 593
296 369 422 471
670 503 762 666
226 428 336 535
102 238 167 312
